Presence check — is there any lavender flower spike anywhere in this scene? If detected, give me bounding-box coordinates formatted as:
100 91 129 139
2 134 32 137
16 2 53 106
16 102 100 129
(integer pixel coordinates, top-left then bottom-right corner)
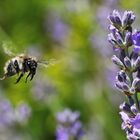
107 10 140 139
56 109 84 140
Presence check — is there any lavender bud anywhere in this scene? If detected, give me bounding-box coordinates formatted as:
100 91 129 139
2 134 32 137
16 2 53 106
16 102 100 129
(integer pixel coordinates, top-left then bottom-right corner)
130 104 138 115
115 32 124 46
125 31 133 46
127 134 140 140
109 15 116 24
108 33 117 46
124 56 131 69
115 81 123 90
116 70 131 86
133 56 140 69
131 77 140 89
122 11 136 27
111 55 124 68
117 70 127 82
119 102 130 112
122 83 130 92
131 52 139 59
131 51 139 66
108 29 124 48
115 81 130 92
108 25 117 34
108 10 122 28
129 87 136 94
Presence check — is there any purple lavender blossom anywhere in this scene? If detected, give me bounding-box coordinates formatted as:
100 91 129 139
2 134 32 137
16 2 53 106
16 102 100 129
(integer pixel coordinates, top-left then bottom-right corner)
111 55 124 69
105 66 118 89
45 12 69 44
56 109 84 140
108 10 135 30
132 30 140 53
15 103 31 123
125 31 133 47
108 10 122 28
120 103 140 140
122 11 136 27
107 10 140 140
0 98 31 127
0 99 14 127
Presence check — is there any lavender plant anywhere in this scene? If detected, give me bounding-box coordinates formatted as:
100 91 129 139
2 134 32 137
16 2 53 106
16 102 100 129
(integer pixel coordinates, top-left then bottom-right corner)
56 109 84 140
0 98 31 127
107 10 140 139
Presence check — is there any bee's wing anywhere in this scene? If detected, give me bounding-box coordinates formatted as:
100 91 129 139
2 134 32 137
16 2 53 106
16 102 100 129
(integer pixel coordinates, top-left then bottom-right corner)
38 59 60 68
0 27 27 57
0 27 17 56
2 43 16 57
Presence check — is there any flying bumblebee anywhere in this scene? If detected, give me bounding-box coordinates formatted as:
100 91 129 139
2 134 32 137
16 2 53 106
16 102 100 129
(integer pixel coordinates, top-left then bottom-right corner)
0 47 56 84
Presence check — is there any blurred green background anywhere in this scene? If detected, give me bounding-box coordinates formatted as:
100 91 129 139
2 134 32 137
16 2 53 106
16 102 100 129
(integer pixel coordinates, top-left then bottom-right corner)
0 0 139 140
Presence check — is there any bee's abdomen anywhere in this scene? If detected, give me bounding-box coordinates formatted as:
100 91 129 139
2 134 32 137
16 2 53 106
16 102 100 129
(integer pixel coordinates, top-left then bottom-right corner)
5 61 17 77
4 57 23 77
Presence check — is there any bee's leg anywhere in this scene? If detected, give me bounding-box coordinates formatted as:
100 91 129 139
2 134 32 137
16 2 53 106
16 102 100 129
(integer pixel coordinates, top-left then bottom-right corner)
26 60 37 81
25 72 31 83
30 73 35 81
15 72 24 84
0 75 6 80
29 68 36 81
29 66 37 81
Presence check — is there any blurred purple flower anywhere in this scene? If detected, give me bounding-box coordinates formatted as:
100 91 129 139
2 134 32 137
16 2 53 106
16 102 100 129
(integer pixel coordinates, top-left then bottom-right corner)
105 66 118 89
32 77 56 101
0 99 14 127
56 126 69 140
15 103 31 123
90 33 113 57
56 109 84 140
0 98 31 127
45 12 70 44
57 109 80 124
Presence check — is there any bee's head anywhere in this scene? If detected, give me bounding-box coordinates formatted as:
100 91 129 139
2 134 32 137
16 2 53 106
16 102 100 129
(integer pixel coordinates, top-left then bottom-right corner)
26 59 38 72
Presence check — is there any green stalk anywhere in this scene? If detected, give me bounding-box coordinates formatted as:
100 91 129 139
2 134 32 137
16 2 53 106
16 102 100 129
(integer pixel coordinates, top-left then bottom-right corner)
135 92 140 111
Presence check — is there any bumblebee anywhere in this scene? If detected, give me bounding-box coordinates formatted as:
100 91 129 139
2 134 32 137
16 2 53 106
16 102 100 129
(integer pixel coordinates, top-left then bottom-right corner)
0 52 56 84
0 54 39 83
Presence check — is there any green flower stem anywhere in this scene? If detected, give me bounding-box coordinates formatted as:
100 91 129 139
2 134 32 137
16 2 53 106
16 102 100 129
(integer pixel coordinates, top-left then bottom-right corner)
135 92 140 111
